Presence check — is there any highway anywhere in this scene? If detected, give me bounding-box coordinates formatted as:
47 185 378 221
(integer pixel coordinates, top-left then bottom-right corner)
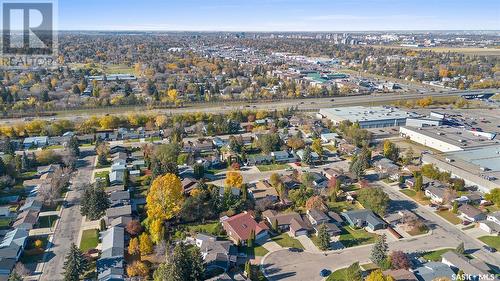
1 89 496 125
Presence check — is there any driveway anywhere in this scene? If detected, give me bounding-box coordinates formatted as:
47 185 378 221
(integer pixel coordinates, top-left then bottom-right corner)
39 154 95 281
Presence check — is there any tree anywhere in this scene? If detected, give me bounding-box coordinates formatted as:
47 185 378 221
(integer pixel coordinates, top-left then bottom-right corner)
317 224 330 251
349 156 365 180
305 196 327 211
302 146 313 165
311 139 324 159
357 187 390 216
344 262 363 281
193 163 204 179
225 171 243 189
244 260 253 279
126 220 143 236
68 136 80 157
371 235 388 267
153 243 204 281
34 239 43 248
455 242 465 255
366 269 394 281
485 188 500 207
62 243 88 281
127 261 149 277
146 173 184 222
383 140 399 162
390 251 410 269
80 184 110 220
413 172 423 192
128 237 140 255
139 233 154 255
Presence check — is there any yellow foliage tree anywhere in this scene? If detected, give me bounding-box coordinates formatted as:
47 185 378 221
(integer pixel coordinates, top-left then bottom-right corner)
225 171 243 188
150 218 164 244
34 239 43 248
126 261 149 277
146 173 184 222
128 237 140 255
155 115 168 129
365 269 395 281
139 233 154 255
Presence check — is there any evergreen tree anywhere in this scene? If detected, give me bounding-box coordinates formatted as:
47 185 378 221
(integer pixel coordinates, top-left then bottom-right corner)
344 262 363 281
302 146 313 165
153 243 204 281
80 184 110 220
317 224 330 251
68 136 80 157
63 243 88 281
455 242 465 255
371 235 389 267
244 261 253 279
0 158 5 176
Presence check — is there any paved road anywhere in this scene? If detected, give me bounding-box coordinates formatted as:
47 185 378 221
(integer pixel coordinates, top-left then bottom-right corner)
39 154 95 281
2 89 493 125
262 180 500 281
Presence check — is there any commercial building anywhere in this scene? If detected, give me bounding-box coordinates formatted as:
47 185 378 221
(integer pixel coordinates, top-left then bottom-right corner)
400 126 498 152
422 144 500 193
319 106 413 128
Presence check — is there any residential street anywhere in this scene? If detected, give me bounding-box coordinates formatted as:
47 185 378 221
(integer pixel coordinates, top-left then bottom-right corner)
262 180 500 281
39 154 95 281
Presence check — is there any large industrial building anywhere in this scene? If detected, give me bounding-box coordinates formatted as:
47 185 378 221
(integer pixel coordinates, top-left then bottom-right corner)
400 126 498 152
319 106 414 128
422 145 500 193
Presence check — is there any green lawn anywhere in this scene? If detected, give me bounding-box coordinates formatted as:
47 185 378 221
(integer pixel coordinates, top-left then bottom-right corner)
324 144 336 152
0 217 12 230
478 236 500 251
327 268 348 281
80 229 100 252
436 210 461 225
327 200 360 213
271 233 304 249
94 171 110 179
239 244 269 257
36 215 58 228
422 248 454 261
256 163 290 172
186 221 222 236
400 189 431 205
21 236 49 264
339 226 379 248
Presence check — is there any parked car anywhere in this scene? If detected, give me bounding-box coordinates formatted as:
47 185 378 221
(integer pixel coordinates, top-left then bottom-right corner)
319 269 331 277
288 247 303 253
483 245 496 253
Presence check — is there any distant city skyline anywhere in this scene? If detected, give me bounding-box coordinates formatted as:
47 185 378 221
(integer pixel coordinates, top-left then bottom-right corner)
57 0 500 31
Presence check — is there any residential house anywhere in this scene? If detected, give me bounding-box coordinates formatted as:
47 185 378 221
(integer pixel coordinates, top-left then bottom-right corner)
262 210 309 234
270 151 296 163
109 145 127 155
0 258 16 280
105 205 132 224
341 209 386 231
36 164 61 176
307 209 341 237
338 143 359 155
0 228 29 261
479 220 500 235
247 155 272 166
320 133 339 144
281 174 300 189
309 172 328 189
486 211 500 225
424 186 452 204
441 251 489 279
373 158 400 179
182 177 198 194
19 196 42 212
12 209 39 230
249 180 279 203
109 171 125 186
383 269 418 281
296 149 320 163
23 136 48 149
195 234 237 272
221 212 269 245
289 217 310 237
0 207 11 218
457 204 486 222
412 262 455 281
97 226 125 281
109 191 130 207
105 185 125 194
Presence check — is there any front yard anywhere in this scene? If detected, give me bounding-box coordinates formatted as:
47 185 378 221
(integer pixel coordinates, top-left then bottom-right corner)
271 233 304 249
256 163 290 172
80 229 100 252
36 215 58 228
400 189 431 205
421 248 454 261
327 200 361 213
338 226 379 248
239 244 269 257
435 210 461 225
478 236 500 251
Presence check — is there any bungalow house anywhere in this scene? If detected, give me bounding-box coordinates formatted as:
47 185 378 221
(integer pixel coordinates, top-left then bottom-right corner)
270 151 296 163
338 143 359 156
212 137 227 148
289 217 310 237
441 251 489 279
97 227 125 281
109 145 127 155
23 136 48 149
110 162 127 172
0 206 11 218
262 210 309 233
383 269 418 281
281 174 301 189
111 152 128 162
247 155 273 166
486 211 500 225
37 164 61 176
479 220 500 235
105 205 132 224
105 185 125 194
457 204 486 222
195 234 237 272
221 212 269 245
424 186 452 204
309 172 328 189
320 133 339 144
342 209 386 231
412 262 454 281
109 171 125 186
296 149 320 163
0 228 29 261
249 180 279 203
109 191 130 207
13 209 39 230
19 196 42 212
307 209 342 237
373 158 399 179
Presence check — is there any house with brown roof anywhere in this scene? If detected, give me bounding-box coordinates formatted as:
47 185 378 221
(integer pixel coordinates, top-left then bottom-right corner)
383 269 418 281
281 175 300 189
181 177 198 194
249 180 279 203
262 210 311 235
221 212 269 245
13 209 39 230
289 217 310 237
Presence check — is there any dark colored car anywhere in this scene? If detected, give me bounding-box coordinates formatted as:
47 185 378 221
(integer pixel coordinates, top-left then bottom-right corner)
483 245 496 253
288 247 303 252
320 269 331 277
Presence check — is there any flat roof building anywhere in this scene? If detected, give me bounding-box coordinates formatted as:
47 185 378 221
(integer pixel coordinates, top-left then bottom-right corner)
319 106 414 128
422 144 500 193
400 126 498 152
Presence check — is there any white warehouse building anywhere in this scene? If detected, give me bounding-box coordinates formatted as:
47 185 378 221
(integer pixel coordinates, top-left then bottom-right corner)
319 106 414 128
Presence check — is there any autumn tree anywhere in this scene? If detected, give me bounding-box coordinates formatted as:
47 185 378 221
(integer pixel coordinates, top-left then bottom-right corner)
127 261 149 277
344 262 363 281
383 140 399 162
225 170 243 189
390 251 410 270
153 243 204 281
125 220 143 236
366 269 395 281
139 233 154 255
311 139 324 159
305 195 327 211
128 237 140 255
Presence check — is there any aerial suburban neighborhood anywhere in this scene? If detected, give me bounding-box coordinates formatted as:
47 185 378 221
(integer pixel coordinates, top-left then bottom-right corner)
0 1 499 281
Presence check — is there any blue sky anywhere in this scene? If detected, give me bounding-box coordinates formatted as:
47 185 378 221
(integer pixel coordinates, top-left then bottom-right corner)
58 0 500 31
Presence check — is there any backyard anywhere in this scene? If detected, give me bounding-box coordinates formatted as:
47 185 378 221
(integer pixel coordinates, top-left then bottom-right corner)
80 229 100 252
21 236 49 264
36 215 58 228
